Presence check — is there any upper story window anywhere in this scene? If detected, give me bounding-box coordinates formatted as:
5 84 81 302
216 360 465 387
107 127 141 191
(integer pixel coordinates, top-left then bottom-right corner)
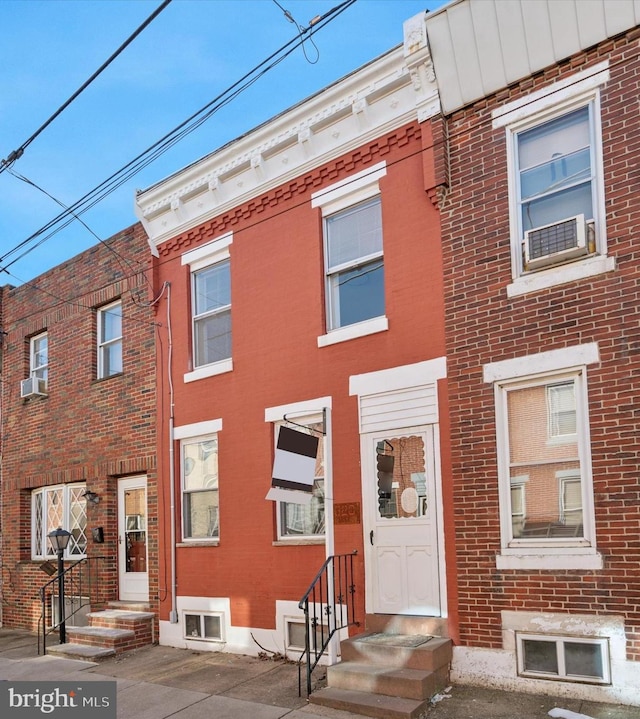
193 259 231 367
325 197 384 330
493 62 614 297
21 332 48 397
32 484 87 559
312 162 388 347
484 343 601 570
97 300 123 378
182 233 233 382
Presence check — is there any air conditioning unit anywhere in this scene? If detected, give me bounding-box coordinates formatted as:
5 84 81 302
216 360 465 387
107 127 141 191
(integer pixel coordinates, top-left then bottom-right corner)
524 214 588 270
20 376 48 398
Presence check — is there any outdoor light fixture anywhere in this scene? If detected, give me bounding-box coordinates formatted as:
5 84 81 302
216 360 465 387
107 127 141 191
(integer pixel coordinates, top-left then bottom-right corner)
82 489 101 505
47 527 71 644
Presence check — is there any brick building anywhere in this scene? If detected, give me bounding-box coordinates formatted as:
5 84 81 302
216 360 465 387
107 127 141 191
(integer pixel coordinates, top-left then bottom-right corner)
0 224 157 634
425 0 640 705
134 12 455 678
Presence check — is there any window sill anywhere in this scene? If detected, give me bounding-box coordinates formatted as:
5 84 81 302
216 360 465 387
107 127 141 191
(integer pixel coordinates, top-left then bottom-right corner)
272 538 325 546
317 316 388 347
177 540 219 547
184 358 233 383
496 552 603 571
506 256 616 298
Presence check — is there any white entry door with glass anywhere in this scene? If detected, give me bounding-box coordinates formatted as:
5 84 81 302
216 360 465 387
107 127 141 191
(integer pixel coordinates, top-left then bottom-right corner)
118 476 148 602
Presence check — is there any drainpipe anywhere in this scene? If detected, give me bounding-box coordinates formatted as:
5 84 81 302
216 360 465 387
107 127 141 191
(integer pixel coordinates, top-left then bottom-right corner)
165 283 178 623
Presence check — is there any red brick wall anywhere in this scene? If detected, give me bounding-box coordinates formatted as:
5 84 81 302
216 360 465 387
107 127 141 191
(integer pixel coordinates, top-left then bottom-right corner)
153 120 452 631
440 29 640 658
0 224 157 631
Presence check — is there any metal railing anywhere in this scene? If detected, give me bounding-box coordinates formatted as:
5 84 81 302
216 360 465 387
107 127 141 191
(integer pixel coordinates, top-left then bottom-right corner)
298 551 359 696
38 555 107 656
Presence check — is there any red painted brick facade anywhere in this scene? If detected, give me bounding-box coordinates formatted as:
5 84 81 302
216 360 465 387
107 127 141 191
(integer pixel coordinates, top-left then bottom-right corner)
0 224 157 631
152 120 453 635
440 28 640 660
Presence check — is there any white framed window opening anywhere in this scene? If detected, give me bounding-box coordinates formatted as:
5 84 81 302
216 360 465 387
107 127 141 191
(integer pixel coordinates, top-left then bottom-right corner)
183 611 223 641
181 435 219 540
29 332 48 385
32 483 87 559
192 259 231 368
496 371 594 548
517 633 611 685
325 196 384 330
508 95 605 279
97 300 123 378
276 419 325 540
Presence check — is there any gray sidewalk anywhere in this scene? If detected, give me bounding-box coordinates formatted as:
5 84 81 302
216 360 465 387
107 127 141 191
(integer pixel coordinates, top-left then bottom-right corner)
0 628 637 719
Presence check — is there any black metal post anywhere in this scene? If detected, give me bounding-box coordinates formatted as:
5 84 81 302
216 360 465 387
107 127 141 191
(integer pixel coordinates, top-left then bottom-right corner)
57 548 66 644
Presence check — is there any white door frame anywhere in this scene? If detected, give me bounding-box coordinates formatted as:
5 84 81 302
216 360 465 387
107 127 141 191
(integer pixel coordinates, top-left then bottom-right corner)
118 476 149 602
361 423 446 617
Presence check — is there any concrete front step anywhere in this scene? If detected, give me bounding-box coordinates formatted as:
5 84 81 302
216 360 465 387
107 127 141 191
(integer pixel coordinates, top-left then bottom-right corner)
341 634 452 671
327 661 449 701
46 642 116 662
107 600 154 613
365 614 449 638
310 686 431 719
66 625 135 651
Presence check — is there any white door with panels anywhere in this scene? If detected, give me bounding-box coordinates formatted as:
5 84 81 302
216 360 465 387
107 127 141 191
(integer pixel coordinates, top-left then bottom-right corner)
118 476 149 602
363 427 441 615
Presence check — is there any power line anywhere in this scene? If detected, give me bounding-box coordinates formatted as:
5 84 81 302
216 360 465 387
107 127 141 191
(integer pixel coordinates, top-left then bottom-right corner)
0 0 356 274
0 0 173 175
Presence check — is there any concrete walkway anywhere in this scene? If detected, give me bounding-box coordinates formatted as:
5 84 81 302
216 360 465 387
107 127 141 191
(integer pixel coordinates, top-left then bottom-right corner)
0 628 637 719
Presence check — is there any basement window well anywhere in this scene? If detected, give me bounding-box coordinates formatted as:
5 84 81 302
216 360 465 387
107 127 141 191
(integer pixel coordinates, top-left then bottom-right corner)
516 633 610 684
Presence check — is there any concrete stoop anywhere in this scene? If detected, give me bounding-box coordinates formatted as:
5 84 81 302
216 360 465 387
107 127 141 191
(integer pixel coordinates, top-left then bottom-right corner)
310 615 452 719
46 602 155 662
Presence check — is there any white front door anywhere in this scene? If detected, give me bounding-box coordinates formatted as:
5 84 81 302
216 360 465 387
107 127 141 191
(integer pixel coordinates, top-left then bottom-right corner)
118 476 149 602
363 427 441 616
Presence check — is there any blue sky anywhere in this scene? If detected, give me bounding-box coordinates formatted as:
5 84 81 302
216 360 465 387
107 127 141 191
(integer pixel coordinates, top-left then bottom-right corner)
0 0 444 285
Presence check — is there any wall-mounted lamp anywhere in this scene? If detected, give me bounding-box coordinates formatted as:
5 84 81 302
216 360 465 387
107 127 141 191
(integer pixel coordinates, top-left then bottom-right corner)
82 490 101 505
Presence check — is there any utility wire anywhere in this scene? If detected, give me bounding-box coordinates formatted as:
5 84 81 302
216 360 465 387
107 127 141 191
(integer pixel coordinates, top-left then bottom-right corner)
0 0 356 274
0 0 173 175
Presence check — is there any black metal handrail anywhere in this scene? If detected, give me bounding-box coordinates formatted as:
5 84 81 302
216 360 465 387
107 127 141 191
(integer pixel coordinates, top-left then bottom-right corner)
38 555 107 656
298 551 359 696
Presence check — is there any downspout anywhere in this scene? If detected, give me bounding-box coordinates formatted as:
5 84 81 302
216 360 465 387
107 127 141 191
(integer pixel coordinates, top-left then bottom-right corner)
165 283 178 623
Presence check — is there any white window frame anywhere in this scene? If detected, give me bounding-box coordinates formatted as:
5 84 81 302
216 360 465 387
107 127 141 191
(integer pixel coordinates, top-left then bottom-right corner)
484 343 601 570
97 300 123 379
182 610 224 642
29 332 48 384
273 415 326 542
492 62 615 298
32 483 87 560
182 233 233 382
175 418 223 544
312 163 389 347
516 632 611 685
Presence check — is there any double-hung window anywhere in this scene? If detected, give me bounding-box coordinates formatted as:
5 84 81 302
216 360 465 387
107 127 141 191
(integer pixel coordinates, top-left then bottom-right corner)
276 420 325 540
484 344 601 570
493 62 613 296
30 332 48 384
312 162 388 346
32 484 87 559
97 300 122 378
182 233 233 381
181 434 219 540
325 197 384 330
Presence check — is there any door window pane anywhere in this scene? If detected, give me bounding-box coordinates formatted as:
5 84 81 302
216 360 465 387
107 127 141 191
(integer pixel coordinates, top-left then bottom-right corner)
376 436 425 520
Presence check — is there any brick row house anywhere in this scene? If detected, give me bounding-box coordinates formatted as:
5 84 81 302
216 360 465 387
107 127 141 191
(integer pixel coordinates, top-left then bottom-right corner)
1 0 639 712
134 13 453 692
424 0 640 706
0 224 158 643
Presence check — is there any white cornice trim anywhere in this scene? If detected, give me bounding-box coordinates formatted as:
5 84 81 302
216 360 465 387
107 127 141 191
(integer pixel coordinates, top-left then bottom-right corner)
136 14 438 248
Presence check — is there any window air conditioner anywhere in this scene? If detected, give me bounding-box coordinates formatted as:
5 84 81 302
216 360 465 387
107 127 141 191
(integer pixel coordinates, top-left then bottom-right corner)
524 214 588 270
20 376 48 398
